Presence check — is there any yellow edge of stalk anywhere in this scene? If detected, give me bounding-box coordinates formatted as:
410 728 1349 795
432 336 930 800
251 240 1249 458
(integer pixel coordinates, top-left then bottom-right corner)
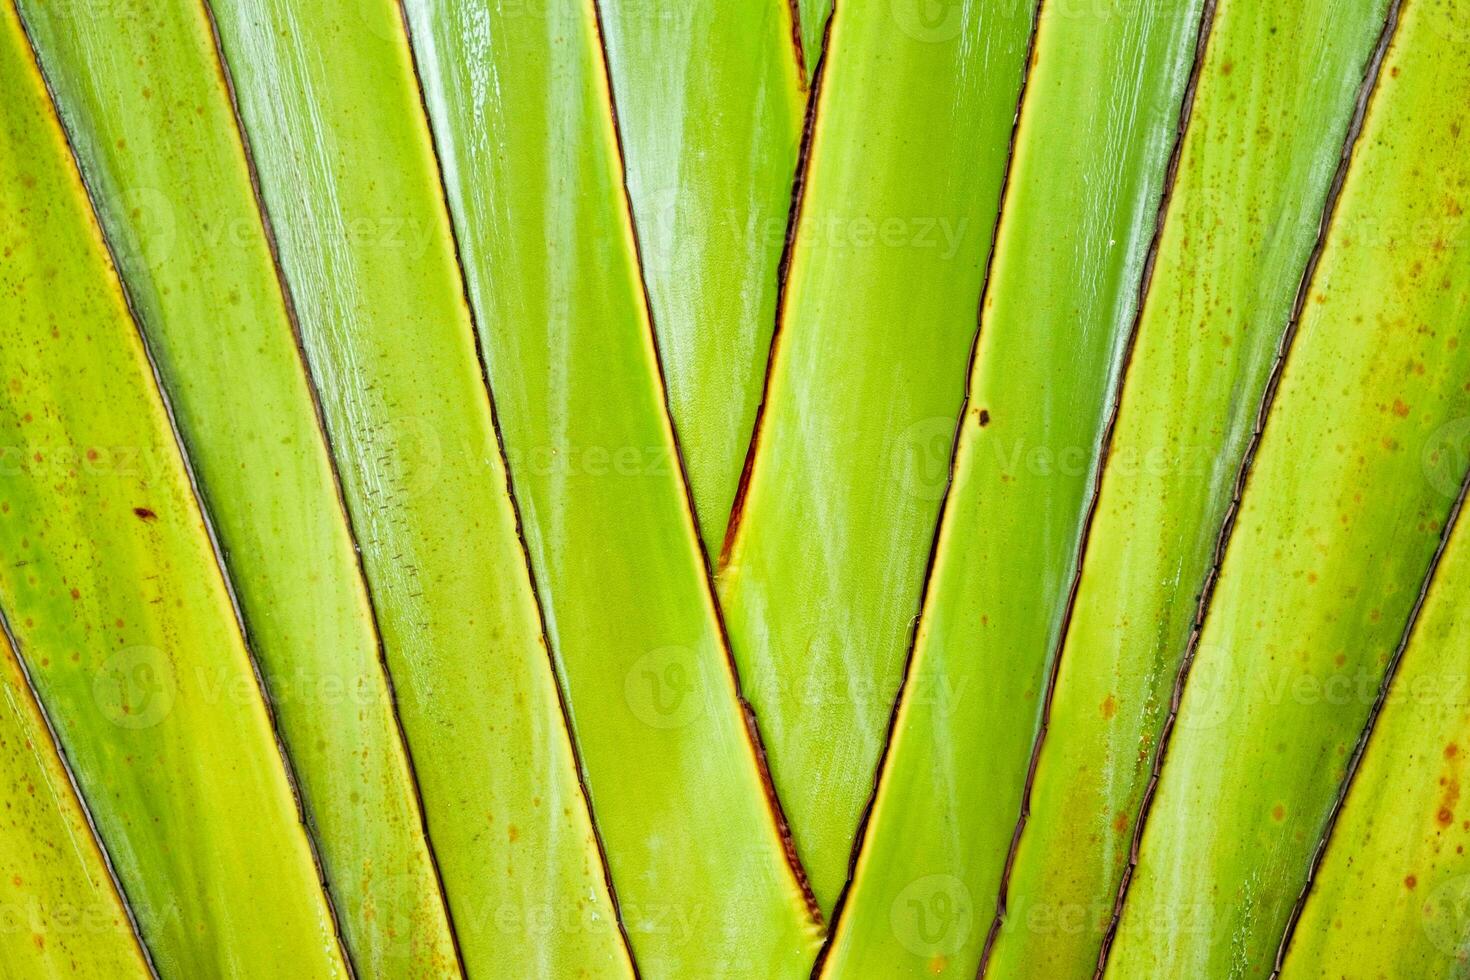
1281 439 1470 976
1111 1 1470 973
717 0 1037 912
14 1 461 972
818 0 1208 975
984 0 1395 974
402 0 824 972
0 620 151 977
201 0 634 975
595 0 805 553
0 3 349 975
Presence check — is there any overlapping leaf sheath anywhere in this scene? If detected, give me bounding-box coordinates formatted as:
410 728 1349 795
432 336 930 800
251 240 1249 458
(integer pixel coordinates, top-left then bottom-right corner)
1110 1 1470 971
819 3 1207 975
795 0 833 78
202 0 630 975
15 2 458 971
596 0 805 551
717 0 1035 911
401 0 822 973
0 5 348 974
1282 459 1470 975
984 0 1394 973
0 625 150 978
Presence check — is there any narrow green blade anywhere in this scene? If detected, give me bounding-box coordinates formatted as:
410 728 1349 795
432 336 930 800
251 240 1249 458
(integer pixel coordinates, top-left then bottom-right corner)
796 0 833 78
0 624 151 979
717 0 1036 911
402 0 822 971
1111 2 1470 972
596 0 805 551
201 0 632 974
985 0 1393 973
1281 464 1470 976
16 2 459 971
819 3 1207 976
0 5 348 974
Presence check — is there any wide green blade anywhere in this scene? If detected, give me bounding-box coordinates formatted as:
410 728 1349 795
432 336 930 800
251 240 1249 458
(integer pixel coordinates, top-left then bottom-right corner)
818 2 1207 975
984 0 1393 973
402 0 822 972
1109 2 1470 972
1280 463 1470 976
15 1 459 971
717 0 1036 911
0 625 151 979
201 0 631 974
0 4 348 974
596 0 804 551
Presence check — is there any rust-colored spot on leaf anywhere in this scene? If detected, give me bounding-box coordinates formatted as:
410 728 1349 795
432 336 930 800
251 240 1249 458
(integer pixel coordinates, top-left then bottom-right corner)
1101 694 1117 720
132 507 157 522
1272 804 1286 822
1405 875 1418 890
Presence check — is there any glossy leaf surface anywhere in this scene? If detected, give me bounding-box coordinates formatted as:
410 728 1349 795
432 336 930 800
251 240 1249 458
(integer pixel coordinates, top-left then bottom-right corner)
17 1 458 970
597 0 805 551
203 0 631 974
821 1 1206 975
1111 1 1470 971
1282 451 1470 976
717 0 1036 911
403 0 822 972
988 0 1393 973
0 6 348 973
0 625 151 979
